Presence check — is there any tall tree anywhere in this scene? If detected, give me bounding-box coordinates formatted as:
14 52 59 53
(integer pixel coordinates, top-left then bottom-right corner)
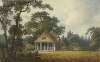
0 35 6 61
0 5 11 61
25 11 65 39
87 27 100 50
2 0 52 61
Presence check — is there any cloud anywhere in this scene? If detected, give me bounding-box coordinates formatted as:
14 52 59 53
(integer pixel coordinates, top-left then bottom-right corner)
0 0 2 6
44 0 100 35
1 0 100 35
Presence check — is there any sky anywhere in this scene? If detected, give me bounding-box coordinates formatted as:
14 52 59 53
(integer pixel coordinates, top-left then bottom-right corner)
43 0 100 36
0 0 100 36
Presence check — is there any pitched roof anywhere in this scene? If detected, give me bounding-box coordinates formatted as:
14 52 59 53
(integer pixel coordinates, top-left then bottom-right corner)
34 31 58 43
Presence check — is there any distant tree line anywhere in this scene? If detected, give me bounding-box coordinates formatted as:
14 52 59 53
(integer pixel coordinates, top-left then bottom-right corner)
62 31 90 51
62 27 100 51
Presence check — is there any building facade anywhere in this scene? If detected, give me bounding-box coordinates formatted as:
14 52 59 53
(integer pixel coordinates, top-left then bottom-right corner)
34 32 58 52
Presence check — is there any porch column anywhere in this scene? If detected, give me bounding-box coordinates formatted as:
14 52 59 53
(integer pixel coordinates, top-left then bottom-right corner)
48 43 50 50
37 43 38 50
38 43 39 50
44 43 46 51
40 42 42 50
45 43 47 50
50 43 51 51
47 43 49 51
35 42 37 50
34 42 36 50
53 44 55 51
47 43 48 51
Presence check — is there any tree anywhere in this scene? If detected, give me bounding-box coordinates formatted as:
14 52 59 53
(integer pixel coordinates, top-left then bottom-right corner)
0 0 52 62
23 36 33 44
0 35 6 61
87 27 100 51
78 37 90 50
0 5 12 61
63 31 90 50
67 31 80 50
25 11 65 39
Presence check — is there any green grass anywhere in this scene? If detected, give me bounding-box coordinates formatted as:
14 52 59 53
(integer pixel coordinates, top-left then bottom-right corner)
5 51 99 62
40 51 100 60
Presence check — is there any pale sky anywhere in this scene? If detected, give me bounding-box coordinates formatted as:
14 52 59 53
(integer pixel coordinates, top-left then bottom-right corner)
43 0 100 35
0 0 100 36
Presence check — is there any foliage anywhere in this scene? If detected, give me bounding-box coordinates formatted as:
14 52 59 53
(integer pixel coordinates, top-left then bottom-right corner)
23 36 33 44
25 11 65 38
87 27 100 50
0 35 6 48
63 31 90 50
1 0 52 62
0 4 12 33
0 5 12 61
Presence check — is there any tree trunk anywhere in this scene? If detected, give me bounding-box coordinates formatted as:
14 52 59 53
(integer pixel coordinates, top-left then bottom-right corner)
1 46 6 62
8 35 16 62
0 28 8 62
4 29 9 57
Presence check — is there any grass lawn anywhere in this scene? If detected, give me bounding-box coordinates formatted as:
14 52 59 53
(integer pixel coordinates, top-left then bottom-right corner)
39 51 100 62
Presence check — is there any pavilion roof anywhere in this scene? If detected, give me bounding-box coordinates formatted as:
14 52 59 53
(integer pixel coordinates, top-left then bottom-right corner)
34 31 58 43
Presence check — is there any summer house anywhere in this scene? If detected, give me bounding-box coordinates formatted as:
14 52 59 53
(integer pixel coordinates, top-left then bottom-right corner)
34 32 58 52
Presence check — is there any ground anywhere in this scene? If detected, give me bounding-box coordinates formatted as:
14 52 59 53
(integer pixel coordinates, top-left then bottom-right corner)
39 51 100 62
0 51 100 62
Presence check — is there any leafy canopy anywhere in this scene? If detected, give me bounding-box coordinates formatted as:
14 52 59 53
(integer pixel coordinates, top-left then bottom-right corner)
25 11 65 36
87 27 100 50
